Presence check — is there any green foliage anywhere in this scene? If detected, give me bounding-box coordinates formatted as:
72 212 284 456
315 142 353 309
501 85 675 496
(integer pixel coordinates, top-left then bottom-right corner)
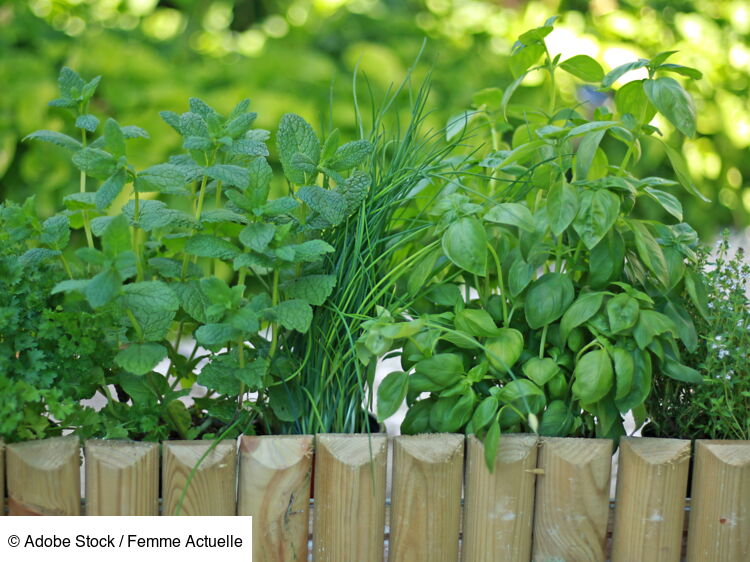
646 233 750 440
15 66 377 438
3 0 747 236
360 19 706 469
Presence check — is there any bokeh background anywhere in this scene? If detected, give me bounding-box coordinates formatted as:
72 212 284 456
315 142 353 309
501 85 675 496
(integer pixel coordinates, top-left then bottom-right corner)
1 0 749 237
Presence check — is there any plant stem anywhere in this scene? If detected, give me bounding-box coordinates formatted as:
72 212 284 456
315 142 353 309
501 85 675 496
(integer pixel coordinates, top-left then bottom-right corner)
133 189 144 281
79 126 95 249
125 308 144 341
618 138 637 176
539 324 548 358
180 175 209 278
59 255 74 279
487 242 508 326
269 270 280 358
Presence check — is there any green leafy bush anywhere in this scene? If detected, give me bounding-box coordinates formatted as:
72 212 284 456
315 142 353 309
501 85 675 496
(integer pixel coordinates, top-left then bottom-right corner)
359 19 709 468
0 198 123 442
646 232 750 440
13 65 439 439
18 66 373 437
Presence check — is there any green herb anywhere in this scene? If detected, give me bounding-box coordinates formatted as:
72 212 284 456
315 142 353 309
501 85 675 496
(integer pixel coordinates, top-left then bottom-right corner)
18 66 408 439
646 232 750 440
359 19 707 469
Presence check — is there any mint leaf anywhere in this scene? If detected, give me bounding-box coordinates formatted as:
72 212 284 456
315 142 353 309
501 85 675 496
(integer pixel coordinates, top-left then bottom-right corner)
297 185 347 225
104 118 126 158
339 171 371 213
57 67 85 99
327 139 373 171
228 306 261 333
63 192 97 210
199 209 248 225
199 276 236 309
198 354 241 395
195 323 240 347
224 112 257 138
290 239 335 262
282 274 336 306
228 98 251 120
121 281 179 341
115 343 167 376
236 358 268 389
120 125 150 140
24 130 82 152
180 112 210 139
277 113 320 185
274 299 313 333
75 114 100 132
19 248 60 266
239 223 275 252
174 281 220 324
78 247 108 266
124 200 198 231
185 234 241 260
204 164 250 189
228 138 269 158
40 214 70 250
247 157 273 207
259 196 299 217
72 147 118 180
101 214 131 256
290 152 318 174
135 164 188 195
95 168 127 210
51 279 89 295
85 267 121 308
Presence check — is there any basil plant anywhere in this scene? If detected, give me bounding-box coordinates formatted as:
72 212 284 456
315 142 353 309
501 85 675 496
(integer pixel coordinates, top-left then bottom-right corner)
358 18 708 468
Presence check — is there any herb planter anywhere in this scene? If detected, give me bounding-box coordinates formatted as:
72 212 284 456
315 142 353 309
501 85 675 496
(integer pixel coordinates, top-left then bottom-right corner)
2 435 749 561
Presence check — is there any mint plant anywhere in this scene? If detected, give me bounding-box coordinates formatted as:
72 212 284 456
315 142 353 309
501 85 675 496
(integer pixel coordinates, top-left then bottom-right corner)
359 19 709 468
22 67 374 438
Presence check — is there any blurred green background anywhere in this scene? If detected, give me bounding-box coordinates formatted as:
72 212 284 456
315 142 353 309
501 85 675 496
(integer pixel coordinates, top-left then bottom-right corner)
1 0 748 236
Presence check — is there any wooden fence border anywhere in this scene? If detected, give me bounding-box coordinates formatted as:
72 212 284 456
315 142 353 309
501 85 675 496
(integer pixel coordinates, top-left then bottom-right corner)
687 440 750 560
0 435 749 562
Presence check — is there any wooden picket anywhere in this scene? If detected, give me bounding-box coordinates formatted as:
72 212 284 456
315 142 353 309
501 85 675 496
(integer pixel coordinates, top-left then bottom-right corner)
531 437 613 561
238 435 313 562
687 440 750 561
85 440 159 515
6 435 81 515
162 440 237 516
611 438 691 562
312 434 387 561
1 434 749 561
462 434 538 562
389 434 464 562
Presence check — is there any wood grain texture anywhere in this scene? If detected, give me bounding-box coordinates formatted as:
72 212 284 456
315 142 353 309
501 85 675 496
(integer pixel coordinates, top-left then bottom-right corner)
687 440 750 561
238 435 313 562
85 440 159 515
6 436 81 516
312 434 387 562
611 438 690 562
532 437 612 562
162 440 237 516
462 434 538 562
389 434 464 562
